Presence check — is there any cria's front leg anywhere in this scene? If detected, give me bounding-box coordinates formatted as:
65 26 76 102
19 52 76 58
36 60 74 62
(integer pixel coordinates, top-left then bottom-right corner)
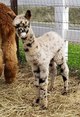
32 64 40 106
39 65 49 109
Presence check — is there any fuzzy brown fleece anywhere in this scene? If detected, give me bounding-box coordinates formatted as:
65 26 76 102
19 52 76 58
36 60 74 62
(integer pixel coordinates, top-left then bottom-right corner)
0 3 18 83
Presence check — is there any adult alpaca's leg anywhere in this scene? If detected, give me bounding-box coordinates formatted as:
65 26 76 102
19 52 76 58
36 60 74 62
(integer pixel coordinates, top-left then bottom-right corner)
0 49 3 76
3 33 18 83
4 59 18 83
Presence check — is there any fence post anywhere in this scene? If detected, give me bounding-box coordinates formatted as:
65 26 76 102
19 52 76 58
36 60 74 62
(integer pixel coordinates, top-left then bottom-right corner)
10 0 19 60
55 0 69 60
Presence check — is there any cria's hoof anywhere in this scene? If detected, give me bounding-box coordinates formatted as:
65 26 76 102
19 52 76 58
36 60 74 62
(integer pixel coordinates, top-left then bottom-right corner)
32 102 39 107
32 98 40 107
61 91 67 95
41 105 48 110
49 87 55 92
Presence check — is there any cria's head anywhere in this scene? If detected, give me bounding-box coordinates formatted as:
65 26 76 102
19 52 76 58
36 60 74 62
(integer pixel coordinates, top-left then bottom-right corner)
13 10 31 39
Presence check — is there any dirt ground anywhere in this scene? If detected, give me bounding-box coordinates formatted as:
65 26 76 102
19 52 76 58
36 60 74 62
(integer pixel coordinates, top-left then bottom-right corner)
0 63 80 117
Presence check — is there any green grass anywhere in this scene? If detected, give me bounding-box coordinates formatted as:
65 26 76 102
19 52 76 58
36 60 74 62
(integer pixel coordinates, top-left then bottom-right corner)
19 40 26 63
68 43 80 70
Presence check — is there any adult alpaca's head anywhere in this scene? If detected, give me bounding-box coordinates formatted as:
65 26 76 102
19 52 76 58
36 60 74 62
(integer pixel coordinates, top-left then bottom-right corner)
13 10 31 39
0 3 16 19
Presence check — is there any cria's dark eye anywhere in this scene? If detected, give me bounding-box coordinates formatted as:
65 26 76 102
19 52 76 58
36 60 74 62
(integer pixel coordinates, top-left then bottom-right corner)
15 24 20 28
20 21 22 24
24 25 27 28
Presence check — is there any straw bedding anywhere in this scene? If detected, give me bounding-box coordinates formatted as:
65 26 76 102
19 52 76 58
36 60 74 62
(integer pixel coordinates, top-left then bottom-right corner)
0 63 80 117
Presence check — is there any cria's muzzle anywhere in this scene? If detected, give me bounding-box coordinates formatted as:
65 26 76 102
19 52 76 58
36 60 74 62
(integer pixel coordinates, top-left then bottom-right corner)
20 32 27 38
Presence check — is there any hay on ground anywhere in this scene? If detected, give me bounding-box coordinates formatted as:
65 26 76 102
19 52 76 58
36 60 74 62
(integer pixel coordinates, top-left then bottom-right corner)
0 63 80 117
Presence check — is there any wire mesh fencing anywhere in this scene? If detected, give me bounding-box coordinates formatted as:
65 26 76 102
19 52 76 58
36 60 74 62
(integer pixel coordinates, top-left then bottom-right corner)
0 0 80 72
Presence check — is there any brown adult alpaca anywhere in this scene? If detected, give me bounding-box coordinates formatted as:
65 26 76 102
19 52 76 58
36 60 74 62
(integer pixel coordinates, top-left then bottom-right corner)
0 3 18 83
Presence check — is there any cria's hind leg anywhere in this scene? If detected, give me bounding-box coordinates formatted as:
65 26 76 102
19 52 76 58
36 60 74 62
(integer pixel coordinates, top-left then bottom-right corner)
54 48 69 94
59 62 69 95
49 60 57 91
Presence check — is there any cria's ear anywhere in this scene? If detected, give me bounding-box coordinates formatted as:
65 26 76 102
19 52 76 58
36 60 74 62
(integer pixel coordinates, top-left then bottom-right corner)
25 10 31 20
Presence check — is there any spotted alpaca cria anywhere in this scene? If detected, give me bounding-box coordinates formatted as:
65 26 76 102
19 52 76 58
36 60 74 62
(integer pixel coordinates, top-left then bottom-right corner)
13 10 69 109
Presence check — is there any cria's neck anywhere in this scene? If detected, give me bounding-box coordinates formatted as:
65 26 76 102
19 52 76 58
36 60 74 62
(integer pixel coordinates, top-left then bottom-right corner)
23 30 39 54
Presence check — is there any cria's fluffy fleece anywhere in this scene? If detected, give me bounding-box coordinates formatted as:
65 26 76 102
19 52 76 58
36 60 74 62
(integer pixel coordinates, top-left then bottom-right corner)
0 3 18 84
13 10 69 109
